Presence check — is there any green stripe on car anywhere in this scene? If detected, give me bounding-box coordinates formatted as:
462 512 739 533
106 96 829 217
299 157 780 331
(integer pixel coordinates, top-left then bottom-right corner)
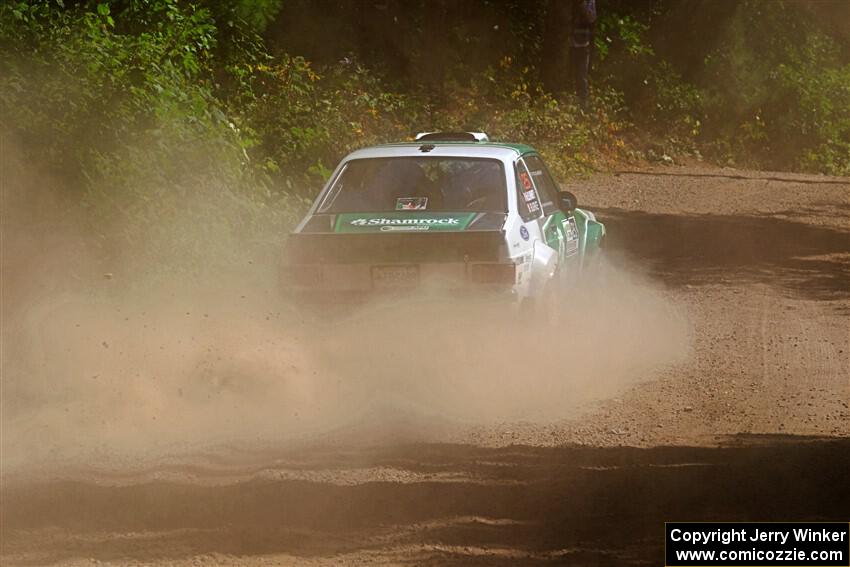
334 212 477 233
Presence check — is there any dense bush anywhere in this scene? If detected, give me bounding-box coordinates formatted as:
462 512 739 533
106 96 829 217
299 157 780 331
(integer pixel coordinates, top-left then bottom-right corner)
593 11 704 157
237 55 419 194
694 0 850 174
1 1 298 272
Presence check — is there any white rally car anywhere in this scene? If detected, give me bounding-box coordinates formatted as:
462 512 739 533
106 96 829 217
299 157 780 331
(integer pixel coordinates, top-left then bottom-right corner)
283 132 605 303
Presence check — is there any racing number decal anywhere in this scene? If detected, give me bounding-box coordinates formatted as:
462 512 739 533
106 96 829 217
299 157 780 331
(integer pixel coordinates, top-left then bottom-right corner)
563 217 580 256
516 162 542 218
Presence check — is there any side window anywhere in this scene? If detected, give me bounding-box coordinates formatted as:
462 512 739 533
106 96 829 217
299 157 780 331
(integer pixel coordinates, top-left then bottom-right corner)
317 162 350 213
515 160 542 221
522 155 560 215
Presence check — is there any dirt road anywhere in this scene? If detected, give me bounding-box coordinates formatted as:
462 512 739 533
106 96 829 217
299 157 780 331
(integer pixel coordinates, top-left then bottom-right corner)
2 166 849 566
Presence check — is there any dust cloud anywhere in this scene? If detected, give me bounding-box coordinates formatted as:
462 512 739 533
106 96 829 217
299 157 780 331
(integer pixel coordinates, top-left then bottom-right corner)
1 146 691 476
306 264 691 424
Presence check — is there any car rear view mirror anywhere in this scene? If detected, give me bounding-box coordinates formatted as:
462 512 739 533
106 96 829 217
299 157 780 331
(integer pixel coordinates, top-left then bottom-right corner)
558 191 578 211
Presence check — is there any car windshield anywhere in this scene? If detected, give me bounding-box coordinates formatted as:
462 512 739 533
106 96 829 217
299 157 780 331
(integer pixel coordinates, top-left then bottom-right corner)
317 157 507 213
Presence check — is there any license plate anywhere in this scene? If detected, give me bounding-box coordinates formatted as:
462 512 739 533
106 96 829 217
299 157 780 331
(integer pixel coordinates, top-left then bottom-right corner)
371 265 419 290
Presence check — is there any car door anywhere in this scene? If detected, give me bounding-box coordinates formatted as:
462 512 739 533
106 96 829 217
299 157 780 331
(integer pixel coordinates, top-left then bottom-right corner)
520 155 581 273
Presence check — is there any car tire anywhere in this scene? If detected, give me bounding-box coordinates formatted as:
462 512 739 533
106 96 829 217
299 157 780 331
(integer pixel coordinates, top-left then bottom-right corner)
521 275 562 326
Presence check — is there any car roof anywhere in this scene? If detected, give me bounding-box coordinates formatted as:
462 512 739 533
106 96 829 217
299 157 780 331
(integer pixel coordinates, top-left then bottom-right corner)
343 141 538 162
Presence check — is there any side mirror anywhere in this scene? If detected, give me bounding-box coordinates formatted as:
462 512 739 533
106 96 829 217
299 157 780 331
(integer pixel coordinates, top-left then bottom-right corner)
558 190 578 211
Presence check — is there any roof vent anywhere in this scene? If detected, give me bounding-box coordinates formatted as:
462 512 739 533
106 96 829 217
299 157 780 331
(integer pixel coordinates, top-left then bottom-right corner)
414 131 489 142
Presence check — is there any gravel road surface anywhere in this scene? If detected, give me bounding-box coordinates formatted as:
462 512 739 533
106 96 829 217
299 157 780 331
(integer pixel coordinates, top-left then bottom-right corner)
3 166 848 566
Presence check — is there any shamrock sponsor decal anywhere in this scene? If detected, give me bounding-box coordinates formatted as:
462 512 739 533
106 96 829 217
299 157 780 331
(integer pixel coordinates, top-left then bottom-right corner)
335 212 476 233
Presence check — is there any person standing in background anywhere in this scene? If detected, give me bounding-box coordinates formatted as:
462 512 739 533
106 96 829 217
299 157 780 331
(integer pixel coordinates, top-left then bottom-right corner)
569 0 597 108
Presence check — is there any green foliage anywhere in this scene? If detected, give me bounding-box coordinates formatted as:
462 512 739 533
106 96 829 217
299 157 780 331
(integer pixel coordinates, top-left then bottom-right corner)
639 62 704 151
442 57 629 176
240 56 415 194
0 1 299 272
698 0 850 174
494 87 629 178
591 7 704 157
224 0 283 33
760 34 850 175
595 14 654 62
